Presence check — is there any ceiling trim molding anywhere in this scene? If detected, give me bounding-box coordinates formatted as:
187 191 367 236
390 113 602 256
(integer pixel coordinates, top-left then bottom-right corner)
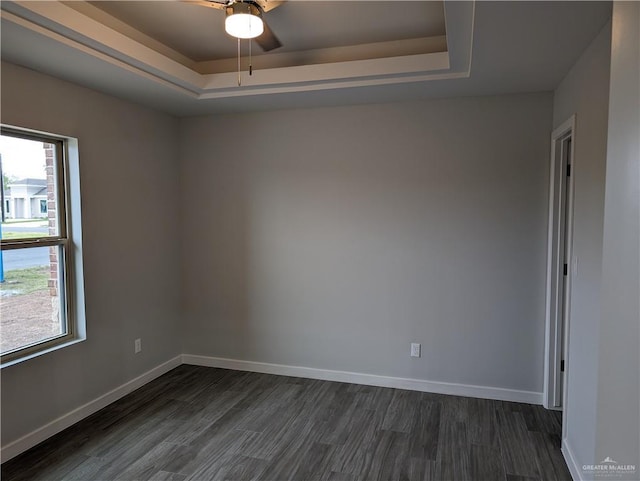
202 52 451 93
62 0 196 69
1 2 204 90
1 10 202 98
194 36 449 74
1 0 475 100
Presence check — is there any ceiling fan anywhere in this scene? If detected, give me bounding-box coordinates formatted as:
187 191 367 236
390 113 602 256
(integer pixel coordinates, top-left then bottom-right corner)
186 0 284 52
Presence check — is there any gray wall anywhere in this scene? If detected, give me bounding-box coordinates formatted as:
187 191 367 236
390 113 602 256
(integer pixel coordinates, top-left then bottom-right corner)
551 23 612 473
179 93 553 393
596 0 639 469
0 62 182 445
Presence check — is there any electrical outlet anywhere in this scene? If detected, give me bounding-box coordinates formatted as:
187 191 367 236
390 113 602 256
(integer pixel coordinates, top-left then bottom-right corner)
411 342 421 358
134 338 142 354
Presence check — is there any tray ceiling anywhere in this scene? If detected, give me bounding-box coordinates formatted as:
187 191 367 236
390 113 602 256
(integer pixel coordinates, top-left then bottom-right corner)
87 1 447 62
1 1 612 116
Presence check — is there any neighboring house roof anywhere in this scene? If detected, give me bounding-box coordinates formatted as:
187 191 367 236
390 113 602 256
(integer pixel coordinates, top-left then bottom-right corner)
4 179 47 200
10 178 46 187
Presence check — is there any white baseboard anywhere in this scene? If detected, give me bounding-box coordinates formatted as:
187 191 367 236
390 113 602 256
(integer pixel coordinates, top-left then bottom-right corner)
562 438 584 481
2 353 543 464
182 354 543 405
0 355 182 463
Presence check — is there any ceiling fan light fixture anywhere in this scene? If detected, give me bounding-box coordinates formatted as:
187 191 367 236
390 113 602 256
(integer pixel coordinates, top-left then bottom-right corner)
225 3 264 39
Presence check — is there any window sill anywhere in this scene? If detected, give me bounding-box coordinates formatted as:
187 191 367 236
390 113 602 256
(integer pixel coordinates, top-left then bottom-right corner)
1 336 86 369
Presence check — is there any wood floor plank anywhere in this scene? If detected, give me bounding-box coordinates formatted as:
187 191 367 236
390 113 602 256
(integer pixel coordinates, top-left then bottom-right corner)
198 389 252 422
163 414 217 446
440 394 469 425
409 457 437 481
318 387 359 446
0 452 90 481
496 409 541 478
59 456 106 481
187 407 248 450
469 443 507 481
532 405 563 435
257 382 305 411
348 383 395 414
359 429 411 481
1 366 571 481
242 402 316 461
326 471 356 481
468 397 499 447
185 453 268 481
434 420 470 481
366 385 395 413
381 389 421 433
160 444 201 476
305 380 344 422
289 442 336 481
149 471 187 481
231 373 287 411
256 438 333 481
234 407 276 433
326 407 383 475
112 442 193 481
506 475 541 481
519 403 561 435
529 431 573 481
409 399 441 461
87 419 184 480
179 429 259 478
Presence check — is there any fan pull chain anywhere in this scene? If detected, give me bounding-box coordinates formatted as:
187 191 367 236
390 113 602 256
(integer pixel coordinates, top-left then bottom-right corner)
249 38 253 76
237 37 241 86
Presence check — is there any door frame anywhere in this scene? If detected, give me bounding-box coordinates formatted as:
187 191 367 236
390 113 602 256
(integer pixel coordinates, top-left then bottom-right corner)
543 115 576 411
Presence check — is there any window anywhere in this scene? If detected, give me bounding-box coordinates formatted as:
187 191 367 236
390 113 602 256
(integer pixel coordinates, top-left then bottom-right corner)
1 127 84 365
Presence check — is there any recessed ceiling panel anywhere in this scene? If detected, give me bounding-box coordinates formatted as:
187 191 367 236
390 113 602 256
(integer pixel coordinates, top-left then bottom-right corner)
89 1 446 61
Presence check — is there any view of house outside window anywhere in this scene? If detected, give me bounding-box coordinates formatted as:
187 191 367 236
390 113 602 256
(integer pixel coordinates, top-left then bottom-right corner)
0 134 66 357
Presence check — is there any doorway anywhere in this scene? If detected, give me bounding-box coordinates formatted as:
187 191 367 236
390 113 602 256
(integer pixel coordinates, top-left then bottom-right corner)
544 115 575 411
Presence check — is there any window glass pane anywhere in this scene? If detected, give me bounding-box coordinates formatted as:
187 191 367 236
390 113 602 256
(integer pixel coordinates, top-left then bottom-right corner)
0 246 65 355
0 127 78 365
1 135 60 237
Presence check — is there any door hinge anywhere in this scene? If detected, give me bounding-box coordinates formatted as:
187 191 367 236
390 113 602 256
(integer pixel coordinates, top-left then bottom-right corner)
561 360 565 372
563 263 568 276
567 164 571 177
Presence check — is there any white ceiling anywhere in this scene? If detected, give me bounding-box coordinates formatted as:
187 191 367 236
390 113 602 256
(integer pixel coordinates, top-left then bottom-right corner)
0 1 612 116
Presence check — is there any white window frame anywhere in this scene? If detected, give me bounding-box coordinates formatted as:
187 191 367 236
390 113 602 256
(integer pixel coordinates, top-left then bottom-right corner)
1 126 86 367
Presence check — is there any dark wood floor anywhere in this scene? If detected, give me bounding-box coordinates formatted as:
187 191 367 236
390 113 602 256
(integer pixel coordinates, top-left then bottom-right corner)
2 365 571 481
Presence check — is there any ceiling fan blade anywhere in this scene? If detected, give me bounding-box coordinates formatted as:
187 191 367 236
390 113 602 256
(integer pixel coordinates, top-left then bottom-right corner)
254 0 284 13
182 0 228 11
255 20 282 51
184 0 282 12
